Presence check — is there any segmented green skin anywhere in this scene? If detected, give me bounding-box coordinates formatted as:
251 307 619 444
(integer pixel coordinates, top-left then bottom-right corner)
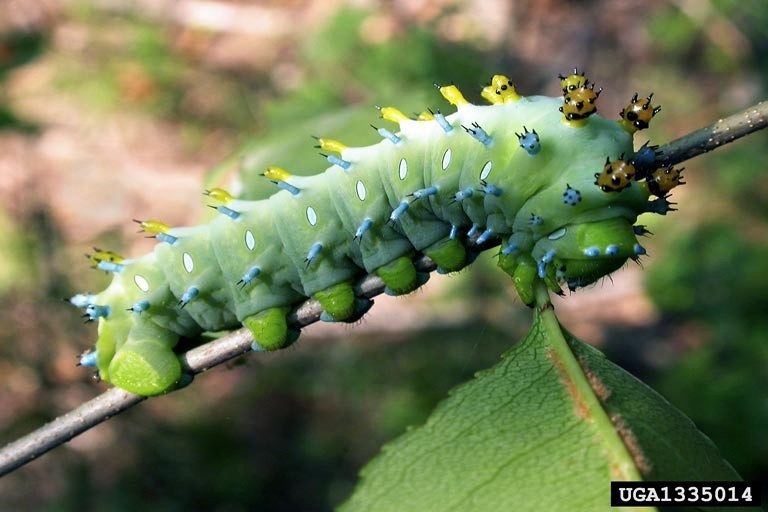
90 95 652 395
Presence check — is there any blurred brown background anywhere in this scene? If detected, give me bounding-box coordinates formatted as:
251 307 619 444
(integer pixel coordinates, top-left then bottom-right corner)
0 1 766 510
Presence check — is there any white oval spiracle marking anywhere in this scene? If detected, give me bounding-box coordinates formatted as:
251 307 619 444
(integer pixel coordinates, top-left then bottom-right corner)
479 161 493 180
134 274 150 292
398 158 408 180
182 252 194 273
244 230 256 251
356 180 367 201
306 206 318 226
548 227 567 240
442 148 452 170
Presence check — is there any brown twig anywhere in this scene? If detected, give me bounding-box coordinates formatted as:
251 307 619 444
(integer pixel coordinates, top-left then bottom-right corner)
1 100 766 477
650 100 768 168
0 254 445 476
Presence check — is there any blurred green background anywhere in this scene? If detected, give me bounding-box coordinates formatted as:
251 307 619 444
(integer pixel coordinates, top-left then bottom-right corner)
1 1 766 510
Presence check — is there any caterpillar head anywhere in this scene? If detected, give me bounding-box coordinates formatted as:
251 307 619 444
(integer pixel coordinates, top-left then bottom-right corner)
647 165 685 196
594 157 636 192
533 217 644 291
559 84 601 122
619 93 661 133
558 68 588 93
481 74 520 104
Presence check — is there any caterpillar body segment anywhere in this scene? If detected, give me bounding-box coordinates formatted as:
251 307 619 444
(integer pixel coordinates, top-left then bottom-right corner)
207 200 304 318
74 71 679 395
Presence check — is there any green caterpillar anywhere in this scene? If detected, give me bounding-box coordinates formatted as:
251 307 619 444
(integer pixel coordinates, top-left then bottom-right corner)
68 70 682 396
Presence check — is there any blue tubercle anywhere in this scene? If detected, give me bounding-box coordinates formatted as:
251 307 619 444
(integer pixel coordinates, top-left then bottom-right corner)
467 223 480 238
516 126 541 155
480 182 502 197
128 299 150 314
67 293 96 308
502 242 518 255
463 122 492 146
96 260 125 273
449 224 459 240
78 350 98 368
325 154 352 170
354 218 373 240
238 266 262 288
277 181 301 196
476 228 493 245
373 125 402 145
215 205 241 220
562 184 582 206
412 186 438 200
631 141 658 170
305 242 323 265
433 110 453 133
454 187 473 202
633 225 651 236
647 196 676 215
605 245 620 256
389 201 410 221
537 249 556 278
84 304 111 321
583 246 600 257
179 286 199 308
156 232 178 245
633 243 647 255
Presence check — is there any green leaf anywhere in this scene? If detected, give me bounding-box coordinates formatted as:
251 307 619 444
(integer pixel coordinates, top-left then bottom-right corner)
340 285 745 512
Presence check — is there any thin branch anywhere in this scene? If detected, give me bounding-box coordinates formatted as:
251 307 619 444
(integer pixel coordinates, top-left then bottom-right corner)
0 253 451 477
1 100 766 477
644 100 768 170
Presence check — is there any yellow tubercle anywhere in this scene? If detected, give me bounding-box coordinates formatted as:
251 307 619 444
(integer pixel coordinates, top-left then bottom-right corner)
377 106 410 124
313 137 347 154
134 219 171 235
204 187 234 204
562 118 589 128
559 84 600 125
618 93 660 134
559 68 588 93
88 248 124 265
416 110 434 121
618 119 636 135
648 165 684 196
481 75 521 105
436 84 469 107
263 166 293 182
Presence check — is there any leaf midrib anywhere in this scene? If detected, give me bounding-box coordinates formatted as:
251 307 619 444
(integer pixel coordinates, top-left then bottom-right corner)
534 283 653 511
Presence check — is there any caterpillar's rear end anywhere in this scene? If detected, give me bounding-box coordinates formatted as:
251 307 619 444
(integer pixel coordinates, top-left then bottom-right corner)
69 70 682 396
